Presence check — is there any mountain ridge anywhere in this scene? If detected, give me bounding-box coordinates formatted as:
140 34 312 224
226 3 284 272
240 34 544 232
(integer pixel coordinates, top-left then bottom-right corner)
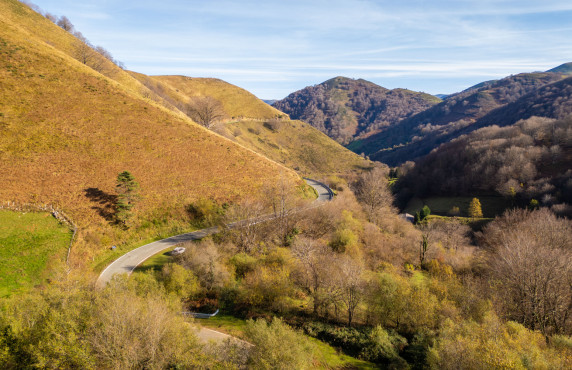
272 76 440 145
349 70 570 164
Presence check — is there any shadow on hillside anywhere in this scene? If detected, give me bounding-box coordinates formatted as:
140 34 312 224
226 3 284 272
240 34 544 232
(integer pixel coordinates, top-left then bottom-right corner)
84 188 117 223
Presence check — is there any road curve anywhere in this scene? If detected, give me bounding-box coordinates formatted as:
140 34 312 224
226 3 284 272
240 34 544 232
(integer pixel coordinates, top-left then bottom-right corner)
304 177 334 202
95 178 333 289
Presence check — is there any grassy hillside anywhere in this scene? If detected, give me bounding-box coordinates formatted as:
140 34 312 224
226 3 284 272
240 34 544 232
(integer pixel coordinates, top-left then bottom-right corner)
0 0 301 269
127 73 371 175
273 76 440 144
129 73 286 120
0 210 72 297
214 119 371 175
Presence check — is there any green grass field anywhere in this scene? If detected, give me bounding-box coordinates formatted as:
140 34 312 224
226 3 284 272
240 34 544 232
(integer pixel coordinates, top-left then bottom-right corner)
133 245 178 273
0 210 72 297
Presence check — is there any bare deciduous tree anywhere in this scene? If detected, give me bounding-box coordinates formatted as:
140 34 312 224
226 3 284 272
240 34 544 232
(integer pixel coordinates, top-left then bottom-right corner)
264 175 303 246
72 32 115 75
292 238 340 316
224 198 266 253
483 208 572 335
336 256 365 327
56 15 74 32
186 96 226 128
353 166 394 223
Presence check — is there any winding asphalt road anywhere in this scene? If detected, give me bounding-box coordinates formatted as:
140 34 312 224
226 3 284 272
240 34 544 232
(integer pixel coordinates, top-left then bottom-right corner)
95 178 333 289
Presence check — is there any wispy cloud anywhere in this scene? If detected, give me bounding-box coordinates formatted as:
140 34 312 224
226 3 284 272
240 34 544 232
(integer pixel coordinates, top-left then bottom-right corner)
30 0 572 98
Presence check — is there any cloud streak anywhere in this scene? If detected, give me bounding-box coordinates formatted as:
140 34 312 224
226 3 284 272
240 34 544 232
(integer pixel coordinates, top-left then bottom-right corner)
30 0 572 98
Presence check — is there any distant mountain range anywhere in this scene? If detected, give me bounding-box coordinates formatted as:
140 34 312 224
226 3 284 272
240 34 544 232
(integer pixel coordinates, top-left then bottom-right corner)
349 70 571 165
271 64 572 166
273 77 440 145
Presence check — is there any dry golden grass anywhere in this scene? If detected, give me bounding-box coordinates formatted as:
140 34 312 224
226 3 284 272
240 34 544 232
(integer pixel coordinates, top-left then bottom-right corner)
0 0 301 270
130 73 285 120
215 119 372 176
125 72 371 176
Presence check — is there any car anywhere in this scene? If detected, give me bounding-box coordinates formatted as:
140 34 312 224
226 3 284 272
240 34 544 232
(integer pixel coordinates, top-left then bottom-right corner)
171 247 186 255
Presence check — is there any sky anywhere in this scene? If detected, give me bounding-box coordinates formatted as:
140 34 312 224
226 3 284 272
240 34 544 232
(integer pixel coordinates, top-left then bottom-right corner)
28 0 572 99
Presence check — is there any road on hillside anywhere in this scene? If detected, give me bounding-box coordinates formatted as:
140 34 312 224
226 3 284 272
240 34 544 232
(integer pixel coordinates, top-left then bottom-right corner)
95 178 333 289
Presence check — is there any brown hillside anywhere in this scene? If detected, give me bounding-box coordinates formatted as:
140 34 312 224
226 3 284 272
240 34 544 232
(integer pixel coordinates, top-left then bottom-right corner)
214 119 371 175
129 73 286 120
128 72 371 175
0 0 300 268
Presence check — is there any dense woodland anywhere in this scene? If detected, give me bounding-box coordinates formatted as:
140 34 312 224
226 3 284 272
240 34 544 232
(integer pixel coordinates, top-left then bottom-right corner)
2 170 572 368
397 115 572 217
348 72 572 165
273 77 439 144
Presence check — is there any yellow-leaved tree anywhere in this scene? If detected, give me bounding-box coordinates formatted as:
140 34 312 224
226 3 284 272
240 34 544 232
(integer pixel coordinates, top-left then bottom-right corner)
468 198 483 218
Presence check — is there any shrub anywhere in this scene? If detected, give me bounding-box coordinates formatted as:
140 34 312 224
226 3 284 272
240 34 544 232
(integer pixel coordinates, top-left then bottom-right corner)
447 206 460 216
186 198 225 227
245 318 315 369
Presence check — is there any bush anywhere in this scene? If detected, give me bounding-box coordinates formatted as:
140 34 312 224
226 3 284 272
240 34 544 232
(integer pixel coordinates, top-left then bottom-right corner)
161 263 200 298
302 322 408 365
329 228 358 252
245 318 315 369
361 325 407 365
186 198 225 227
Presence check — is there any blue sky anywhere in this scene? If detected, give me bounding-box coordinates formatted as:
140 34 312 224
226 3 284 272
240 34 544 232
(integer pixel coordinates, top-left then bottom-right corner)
29 0 572 99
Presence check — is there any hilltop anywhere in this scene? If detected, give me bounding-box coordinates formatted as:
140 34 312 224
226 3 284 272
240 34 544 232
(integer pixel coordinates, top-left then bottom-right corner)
129 73 286 120
548 62 572 75
127 73 371 175
0 0 302 268
349 71 570 165
273 76 440 145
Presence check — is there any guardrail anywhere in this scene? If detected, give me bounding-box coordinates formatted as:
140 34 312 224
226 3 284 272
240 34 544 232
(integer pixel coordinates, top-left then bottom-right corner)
181 309 220 319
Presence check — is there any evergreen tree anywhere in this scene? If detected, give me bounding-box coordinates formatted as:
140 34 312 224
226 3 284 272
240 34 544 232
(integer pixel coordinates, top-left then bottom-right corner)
468 198 483 218
115 171 140 227
420 205 431 220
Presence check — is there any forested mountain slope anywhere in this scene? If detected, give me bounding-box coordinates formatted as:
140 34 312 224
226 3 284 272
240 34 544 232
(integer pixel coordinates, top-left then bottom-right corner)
349 71 570 165
273 76 440 144
396 115 572 216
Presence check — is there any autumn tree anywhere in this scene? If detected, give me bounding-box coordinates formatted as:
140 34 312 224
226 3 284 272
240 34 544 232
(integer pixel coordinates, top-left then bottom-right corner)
483 209 572 335
244 318 315 368
353 166 393 222
177 239 230 292
56 16 74 32
186 96 226 128
468 197 483 218
115 171 140 227
292 238 340 316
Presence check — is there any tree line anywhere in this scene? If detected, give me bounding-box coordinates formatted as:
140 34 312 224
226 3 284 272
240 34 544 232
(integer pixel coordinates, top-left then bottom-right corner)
396 115 572 217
